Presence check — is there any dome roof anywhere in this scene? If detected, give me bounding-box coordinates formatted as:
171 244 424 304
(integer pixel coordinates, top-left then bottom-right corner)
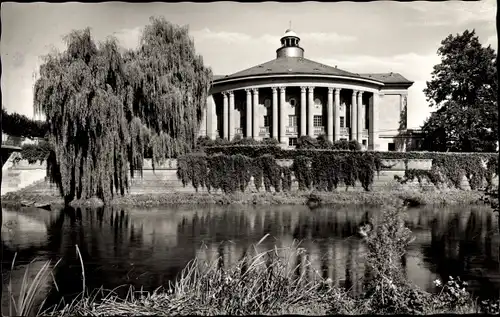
281 29 298 39
216 57 361 81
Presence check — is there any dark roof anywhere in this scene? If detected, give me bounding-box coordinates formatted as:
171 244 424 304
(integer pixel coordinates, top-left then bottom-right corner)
214 57 371 82
359 73 413 84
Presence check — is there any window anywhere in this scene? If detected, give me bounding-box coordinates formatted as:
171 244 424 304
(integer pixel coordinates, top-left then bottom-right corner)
289 138 298 147
264 115 270 127
288 115 297 127
340 138 348 141
313 115 323 127
362 140 367 146
388 143 396 151
314 98 322 108
264 99 271 108
340 116 345 128
289 98 297 107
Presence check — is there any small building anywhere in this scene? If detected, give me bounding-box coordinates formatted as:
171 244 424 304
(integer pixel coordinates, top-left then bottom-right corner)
198 28 413 151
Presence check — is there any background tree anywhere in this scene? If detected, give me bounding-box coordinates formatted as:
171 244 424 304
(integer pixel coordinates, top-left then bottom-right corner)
420 29 497 152
1 107 48 139
34 17 212 204
124 17 212 158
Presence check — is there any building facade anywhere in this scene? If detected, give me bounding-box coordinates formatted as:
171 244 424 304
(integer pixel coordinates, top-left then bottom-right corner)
198 29 413 151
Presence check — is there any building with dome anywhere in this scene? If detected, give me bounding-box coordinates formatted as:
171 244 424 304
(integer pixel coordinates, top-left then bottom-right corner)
198 29 414 151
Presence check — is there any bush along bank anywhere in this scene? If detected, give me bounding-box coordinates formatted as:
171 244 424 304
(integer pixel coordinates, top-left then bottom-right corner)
396 154 498 190
177 150 498 193
27 207 499 316
177 152 381 193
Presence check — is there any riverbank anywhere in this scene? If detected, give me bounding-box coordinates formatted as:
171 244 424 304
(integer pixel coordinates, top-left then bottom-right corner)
1 185 486 209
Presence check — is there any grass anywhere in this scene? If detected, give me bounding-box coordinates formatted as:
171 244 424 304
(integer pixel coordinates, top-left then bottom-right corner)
5 254 62 317
23 236 356 316
1 185 486 209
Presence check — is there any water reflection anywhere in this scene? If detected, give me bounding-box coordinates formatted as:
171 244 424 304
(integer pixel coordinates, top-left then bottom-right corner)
1 204 499 311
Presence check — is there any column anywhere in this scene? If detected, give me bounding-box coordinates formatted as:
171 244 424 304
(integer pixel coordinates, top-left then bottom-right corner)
279 86 286 142
400 94 408 151
207 96 215 140
252 88 259 140
202 105 207 136
334 88 341 141
327 87 334 143
245 89 252 138
308 86 314 137
351 90 357 141
357 91 363 141
369 92 381 150
272 87 278 140
400 94 407 129
228 90 235 141
300 86 307 136
222 91 229 140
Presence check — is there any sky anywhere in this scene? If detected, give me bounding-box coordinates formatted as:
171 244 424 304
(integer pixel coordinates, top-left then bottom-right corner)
1 1 497 129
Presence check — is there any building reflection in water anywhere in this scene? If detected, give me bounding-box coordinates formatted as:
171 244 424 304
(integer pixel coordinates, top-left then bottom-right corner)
1 204 499 311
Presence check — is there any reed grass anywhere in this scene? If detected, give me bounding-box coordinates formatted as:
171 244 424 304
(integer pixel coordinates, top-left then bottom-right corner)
40 235 356 316
5 253 62 317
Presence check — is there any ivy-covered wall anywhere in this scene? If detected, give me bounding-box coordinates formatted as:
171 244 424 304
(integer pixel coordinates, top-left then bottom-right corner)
176 150 498 193
7 142 498 194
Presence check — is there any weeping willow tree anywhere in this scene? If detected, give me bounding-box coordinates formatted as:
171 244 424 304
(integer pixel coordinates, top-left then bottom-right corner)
34 17 212 204
125 17 213 159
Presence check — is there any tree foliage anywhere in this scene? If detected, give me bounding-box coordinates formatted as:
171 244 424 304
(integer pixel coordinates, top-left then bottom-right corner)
34 17 212 204
1 108 48 139
421 29 498 152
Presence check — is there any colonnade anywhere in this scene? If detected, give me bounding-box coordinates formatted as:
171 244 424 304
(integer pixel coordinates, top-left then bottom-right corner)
206 85 381 149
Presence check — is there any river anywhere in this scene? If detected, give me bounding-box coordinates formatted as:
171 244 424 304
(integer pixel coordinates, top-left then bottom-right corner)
1 204 499 313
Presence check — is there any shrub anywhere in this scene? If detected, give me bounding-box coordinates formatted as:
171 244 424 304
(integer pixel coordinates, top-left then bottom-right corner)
20 140 52 164
316 134 332 149
255 154 281 192
291 155 312 190
179 150 496 193
232 154 253 192
195 136 213 149
332 139 350 150
177 152 208 192
397 154 497 190
280 166 292 192
296 135 318 149
207 154 234 193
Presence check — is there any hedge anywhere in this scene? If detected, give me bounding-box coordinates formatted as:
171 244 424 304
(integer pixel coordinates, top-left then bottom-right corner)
203 144 498 161
398 154 498 190
19 140 52 164
180 148 499 192
177 152 382 193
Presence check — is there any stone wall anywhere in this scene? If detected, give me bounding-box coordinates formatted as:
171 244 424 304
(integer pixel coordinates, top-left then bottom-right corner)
5 156 497 197
1 154 48 195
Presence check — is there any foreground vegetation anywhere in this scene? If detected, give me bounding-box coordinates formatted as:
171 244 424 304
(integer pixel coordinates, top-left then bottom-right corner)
6 206 500 316
1 181 487 209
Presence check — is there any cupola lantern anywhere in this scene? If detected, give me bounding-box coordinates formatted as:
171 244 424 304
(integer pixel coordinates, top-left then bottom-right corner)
276 27 304 59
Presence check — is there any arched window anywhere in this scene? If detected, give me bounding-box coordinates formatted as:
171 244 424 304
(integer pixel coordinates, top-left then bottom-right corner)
264 98 271 108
